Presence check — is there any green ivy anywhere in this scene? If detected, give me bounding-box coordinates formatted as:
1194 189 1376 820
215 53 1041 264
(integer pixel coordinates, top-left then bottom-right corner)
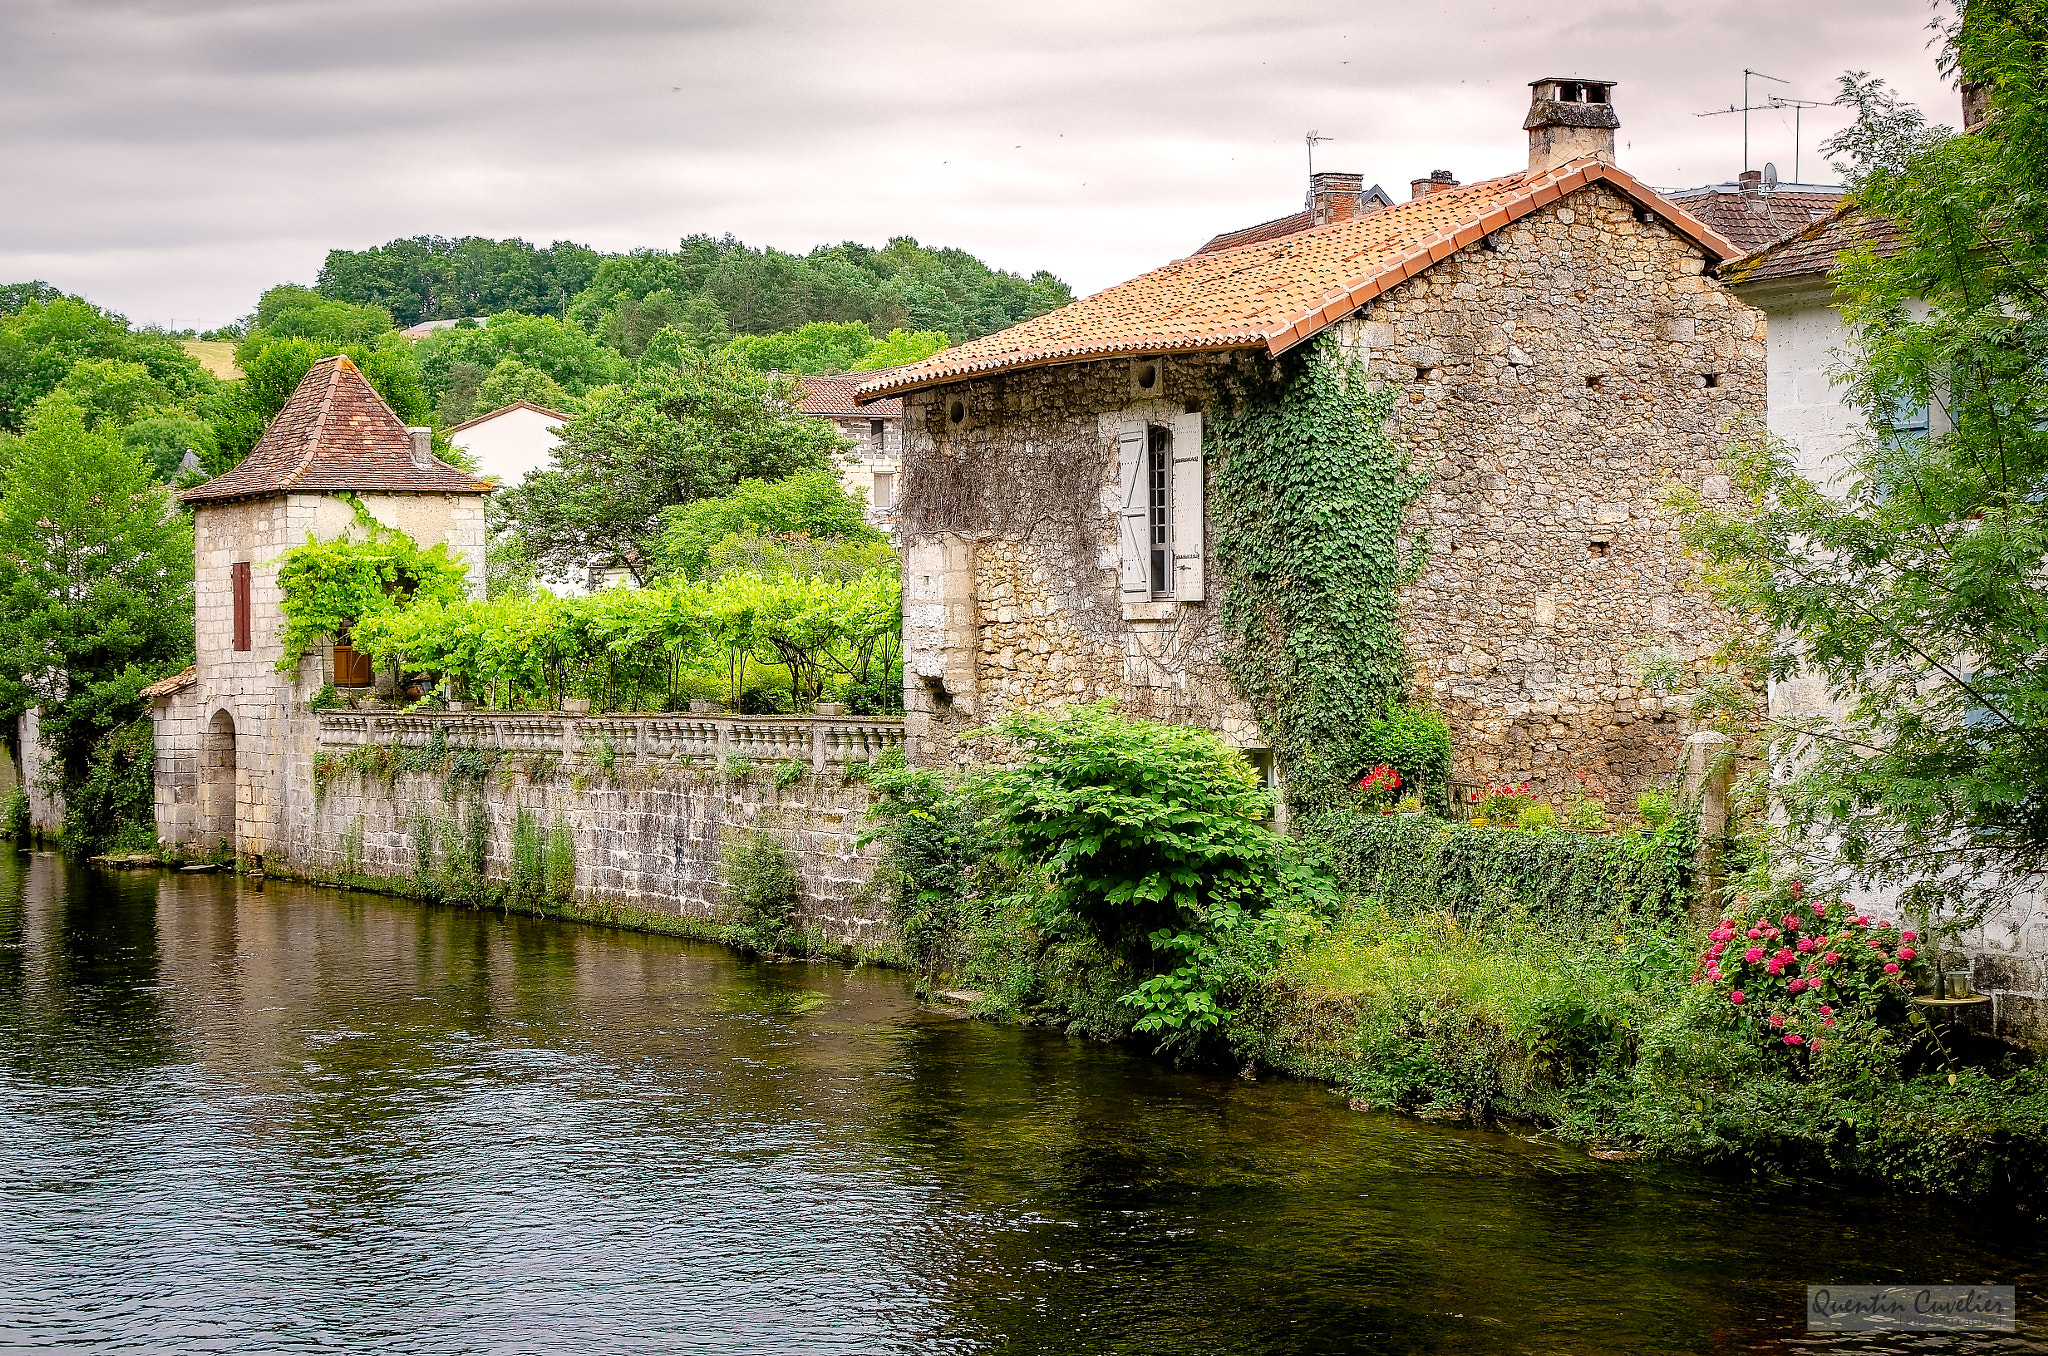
276 496 470 670
1210 337 1431 810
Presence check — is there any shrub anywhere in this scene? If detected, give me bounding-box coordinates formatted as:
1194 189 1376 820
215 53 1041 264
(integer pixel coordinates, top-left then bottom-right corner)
774 758 807 789
1355 704 1453 804
1516 802 1558 832
64 716 157 855
3 786 27 841
1637 789 1674 829
723 831 802 954
1476 782 1533 824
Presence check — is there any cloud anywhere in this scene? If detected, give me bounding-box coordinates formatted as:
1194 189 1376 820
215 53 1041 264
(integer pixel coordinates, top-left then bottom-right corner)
0 0 1954 327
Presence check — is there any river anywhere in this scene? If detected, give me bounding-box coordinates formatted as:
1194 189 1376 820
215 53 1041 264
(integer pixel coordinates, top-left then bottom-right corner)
1 850 2043 1354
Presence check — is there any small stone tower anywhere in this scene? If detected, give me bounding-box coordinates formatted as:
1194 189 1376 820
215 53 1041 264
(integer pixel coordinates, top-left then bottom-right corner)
147 355 492 862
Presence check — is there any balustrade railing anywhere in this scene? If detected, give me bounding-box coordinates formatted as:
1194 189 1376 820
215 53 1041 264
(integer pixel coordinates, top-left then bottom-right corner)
316 709 905 770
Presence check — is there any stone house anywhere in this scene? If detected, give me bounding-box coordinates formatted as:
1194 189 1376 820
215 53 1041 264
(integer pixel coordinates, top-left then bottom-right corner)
799 373 903 528
146 354 492 862
861 78 1766 806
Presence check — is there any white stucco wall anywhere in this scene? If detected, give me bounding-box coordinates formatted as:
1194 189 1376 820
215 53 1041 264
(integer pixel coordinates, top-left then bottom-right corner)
451 406 565 488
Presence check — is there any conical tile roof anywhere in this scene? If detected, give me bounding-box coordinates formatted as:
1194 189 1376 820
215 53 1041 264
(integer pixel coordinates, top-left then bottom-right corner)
183 354 492 503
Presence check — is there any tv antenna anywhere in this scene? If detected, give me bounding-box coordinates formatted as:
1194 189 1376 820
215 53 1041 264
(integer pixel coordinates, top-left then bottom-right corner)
1696 68 1789 173
1765 94 1830 184
1306 130 1334 177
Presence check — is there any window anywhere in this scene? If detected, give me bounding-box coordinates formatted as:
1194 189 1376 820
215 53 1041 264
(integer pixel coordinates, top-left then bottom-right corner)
1881 395 1932 447
871 471 894 510
231 561 251 652
1115 415 1205 605
1147 426 1172 596
869 418 885 446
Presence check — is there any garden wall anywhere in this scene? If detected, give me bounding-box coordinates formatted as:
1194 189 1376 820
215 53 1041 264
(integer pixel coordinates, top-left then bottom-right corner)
295 711 905 949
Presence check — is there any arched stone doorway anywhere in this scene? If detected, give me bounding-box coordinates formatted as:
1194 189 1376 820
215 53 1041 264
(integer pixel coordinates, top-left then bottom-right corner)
200 709 237 853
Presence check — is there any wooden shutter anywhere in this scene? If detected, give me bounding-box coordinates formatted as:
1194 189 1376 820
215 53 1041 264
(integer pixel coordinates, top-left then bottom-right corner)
231 562 251 652
1114 422 1149 601
1170 412 1205 602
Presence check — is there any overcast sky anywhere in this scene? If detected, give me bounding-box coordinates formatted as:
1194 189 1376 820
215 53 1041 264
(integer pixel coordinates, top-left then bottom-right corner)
2 0 1956 331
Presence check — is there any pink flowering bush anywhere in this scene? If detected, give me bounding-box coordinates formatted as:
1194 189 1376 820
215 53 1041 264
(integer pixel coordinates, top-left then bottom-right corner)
1693 880 1931 1060
1356 764 1402 814
1475 782 1533 824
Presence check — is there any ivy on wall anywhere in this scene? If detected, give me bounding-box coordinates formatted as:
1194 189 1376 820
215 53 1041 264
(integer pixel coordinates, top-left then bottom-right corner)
1210 337 1431 809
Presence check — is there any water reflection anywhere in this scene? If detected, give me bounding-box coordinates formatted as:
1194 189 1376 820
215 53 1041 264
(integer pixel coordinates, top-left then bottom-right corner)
0 851 2042 1354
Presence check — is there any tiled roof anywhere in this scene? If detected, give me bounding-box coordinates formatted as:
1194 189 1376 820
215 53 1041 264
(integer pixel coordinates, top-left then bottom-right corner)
448 399 573 434
799 372 903 417
1720 200 1902 286
855 158 1737 403
1193 209 1314 256
184 355 494 503
1663 184 1848 255
141 666 196 699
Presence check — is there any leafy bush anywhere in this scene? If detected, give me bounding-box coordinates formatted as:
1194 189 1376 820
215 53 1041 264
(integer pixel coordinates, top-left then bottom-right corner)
276 505 470 668
63 715 157 855
1636 790 1674 829
1355 704 1454 804
1516 802 1558 832
3 786 28 840
722 831 802 954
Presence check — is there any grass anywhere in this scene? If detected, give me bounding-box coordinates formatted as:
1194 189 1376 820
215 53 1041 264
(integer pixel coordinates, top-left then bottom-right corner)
181 339 242 379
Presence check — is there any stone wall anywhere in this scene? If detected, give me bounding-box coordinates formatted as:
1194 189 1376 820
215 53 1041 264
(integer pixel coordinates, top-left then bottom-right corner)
295 711 903 948
898 182 1764 804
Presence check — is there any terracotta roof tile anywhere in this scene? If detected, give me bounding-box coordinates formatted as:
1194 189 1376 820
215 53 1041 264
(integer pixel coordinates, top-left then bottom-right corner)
141 666 196 699
854 159 1737 403
1663 185 1849 255
1193 209 1315 256
184 355 493 503
1720 200 1902 286
799 372 903 417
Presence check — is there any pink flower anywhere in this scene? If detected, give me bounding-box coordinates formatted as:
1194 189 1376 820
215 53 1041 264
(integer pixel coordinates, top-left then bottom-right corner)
1782 914 1802 932
1776 949 1795 963
1818 1005 1833 1015
1868 939 1884 949
1711 927 1733 942
1769 1013 1786 1028
1796 937 1816 953
1901 930 1918 943
1706 964 1721 980
1824 952 1839 965
1787 978 1807 993
1883 962 1900 975
1729 991 1746 1005
1746 928 1762 939
1743 947 1764 963
1709 942 1727 958
1765 927 1781 939
1765 960 1785 975
1788 881 1805 899
1898 947 1917 960
1822 1017 1836 1028
1784 1034 1805 1046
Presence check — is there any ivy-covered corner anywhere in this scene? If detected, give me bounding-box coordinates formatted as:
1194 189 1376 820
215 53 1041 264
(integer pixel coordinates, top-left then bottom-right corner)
1210 336 1437 812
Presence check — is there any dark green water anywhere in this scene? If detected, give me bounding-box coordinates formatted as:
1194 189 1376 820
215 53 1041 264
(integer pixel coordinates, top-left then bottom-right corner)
1 851 2043 1354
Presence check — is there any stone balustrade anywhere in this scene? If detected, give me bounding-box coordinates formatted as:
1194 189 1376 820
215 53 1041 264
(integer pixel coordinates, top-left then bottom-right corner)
316 710 906 772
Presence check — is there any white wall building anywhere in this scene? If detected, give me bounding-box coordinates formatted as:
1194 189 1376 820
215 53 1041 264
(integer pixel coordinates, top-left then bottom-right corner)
449 400 571 488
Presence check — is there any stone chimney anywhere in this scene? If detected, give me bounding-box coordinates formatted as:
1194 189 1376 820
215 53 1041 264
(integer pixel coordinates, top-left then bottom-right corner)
1409 169 1460 200
1525 77 1619 175
407 426 433 468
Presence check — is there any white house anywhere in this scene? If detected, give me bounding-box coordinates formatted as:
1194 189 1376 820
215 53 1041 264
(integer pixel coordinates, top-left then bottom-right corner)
449 400 571 488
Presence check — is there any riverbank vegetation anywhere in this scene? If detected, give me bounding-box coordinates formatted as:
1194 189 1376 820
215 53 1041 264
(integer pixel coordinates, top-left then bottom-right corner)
862 704 2048 1205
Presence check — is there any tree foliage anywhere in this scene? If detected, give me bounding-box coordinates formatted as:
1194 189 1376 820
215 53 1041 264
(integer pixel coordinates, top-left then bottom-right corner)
1675 8 2048 922
653 467 881 579
275 507 473 668
720 320 950 376
491 353 841 586
0 393 193 834
314 235 603 327
0 295 212 432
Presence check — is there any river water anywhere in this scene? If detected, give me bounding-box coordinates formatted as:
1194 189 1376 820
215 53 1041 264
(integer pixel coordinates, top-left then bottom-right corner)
1 851 2043 1354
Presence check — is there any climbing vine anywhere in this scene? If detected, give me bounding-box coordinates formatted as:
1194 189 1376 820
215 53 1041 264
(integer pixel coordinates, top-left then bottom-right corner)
1210 336 1431 810
276 495 471 670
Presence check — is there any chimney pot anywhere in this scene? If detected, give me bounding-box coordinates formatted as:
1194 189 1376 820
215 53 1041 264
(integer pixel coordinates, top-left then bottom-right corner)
1524 76 1620 176
1737 169 1763 194
1410 170 1461 200
407 426 433 468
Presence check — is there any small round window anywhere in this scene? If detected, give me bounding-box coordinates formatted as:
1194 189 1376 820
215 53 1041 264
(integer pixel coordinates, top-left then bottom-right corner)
947 399 966 426
1136 362 1159 391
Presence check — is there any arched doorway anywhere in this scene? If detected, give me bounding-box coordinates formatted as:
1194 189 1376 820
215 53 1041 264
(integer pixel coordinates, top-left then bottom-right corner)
201 709 237 854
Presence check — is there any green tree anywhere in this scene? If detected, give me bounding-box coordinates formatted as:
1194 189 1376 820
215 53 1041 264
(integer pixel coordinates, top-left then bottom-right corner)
0 296 212 432
252 284 394 344
0 393 194 848
850 328 949 371
211 335 434 460
1673 11 2048 922
722 321 877 375
469 357 572 419
315 235 603 326
413 313 617 417
492 353 842 585
654 467 882 579
52 358 175 429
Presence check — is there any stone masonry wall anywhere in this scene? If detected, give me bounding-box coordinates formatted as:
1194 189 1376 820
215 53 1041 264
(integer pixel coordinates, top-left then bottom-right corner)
296 712 904 948
898 183 1763 804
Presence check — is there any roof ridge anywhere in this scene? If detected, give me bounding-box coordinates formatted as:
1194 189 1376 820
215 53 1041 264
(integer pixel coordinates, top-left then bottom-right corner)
278 355 347 491
1721 195 1866 280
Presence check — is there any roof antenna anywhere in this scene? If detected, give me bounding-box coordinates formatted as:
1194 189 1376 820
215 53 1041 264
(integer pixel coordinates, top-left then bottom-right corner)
1695 68 1788 173
1306 130 1334 178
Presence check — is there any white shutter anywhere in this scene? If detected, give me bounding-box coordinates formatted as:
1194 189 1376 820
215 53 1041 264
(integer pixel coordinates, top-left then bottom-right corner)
1170 411 1204 602
1115 422 1149 601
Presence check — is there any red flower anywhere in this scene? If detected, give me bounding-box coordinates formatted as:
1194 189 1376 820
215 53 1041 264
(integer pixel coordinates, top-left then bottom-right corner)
1823 952 1839 965
1898 947 1917 960
1902 930 1918 943
1768 1013 1786 1028
1784 1034 1805 1046
1788 881 1805 899
1746 928 1762 939
1818 1005 1833 1015
1743 947 1764 963
1883 962 1900 975
1795 937 1815 953
1729 991 1746 1005
1787 978 1806 994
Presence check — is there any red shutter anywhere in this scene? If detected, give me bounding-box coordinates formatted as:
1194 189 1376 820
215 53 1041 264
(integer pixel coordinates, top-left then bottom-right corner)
232 562 251 652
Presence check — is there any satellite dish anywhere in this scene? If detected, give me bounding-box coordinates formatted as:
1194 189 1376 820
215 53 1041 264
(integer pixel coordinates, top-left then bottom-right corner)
1760 162 1780 191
